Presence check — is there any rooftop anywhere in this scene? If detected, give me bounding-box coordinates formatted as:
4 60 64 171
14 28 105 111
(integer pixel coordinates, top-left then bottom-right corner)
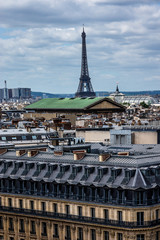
26 97 104 110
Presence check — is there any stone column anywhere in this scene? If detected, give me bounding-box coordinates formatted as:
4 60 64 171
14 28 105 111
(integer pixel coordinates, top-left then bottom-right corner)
14 216 19 240
128 233 136 239
71 225 76 239
25 218 30 240
97 228 102 240
84 226 89 239
59 223 65 240
36 220 41 240
47 221 52 239
146 231 156 240
110 230 115 240
3 216 8 240
124 232 131 240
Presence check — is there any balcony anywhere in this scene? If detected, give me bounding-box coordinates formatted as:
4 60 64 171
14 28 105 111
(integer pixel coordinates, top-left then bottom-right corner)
0 205 159 229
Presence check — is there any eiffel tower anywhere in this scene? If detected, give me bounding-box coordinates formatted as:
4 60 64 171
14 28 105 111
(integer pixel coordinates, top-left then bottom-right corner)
75 27 96 97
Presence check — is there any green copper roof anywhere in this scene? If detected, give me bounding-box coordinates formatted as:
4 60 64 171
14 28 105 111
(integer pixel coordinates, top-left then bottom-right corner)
26 97 104 110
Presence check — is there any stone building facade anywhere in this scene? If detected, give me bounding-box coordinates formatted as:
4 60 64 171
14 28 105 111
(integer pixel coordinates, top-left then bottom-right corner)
0 146 159 240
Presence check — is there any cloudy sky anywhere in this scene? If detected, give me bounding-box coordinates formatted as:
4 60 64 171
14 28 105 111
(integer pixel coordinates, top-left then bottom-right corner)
0 0 160 93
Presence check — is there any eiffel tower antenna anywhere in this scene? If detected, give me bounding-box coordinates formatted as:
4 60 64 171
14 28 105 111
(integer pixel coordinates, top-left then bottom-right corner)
75 27 96 97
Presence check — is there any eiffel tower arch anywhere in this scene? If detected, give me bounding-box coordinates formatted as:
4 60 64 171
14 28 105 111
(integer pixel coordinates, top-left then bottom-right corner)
75 28 96 97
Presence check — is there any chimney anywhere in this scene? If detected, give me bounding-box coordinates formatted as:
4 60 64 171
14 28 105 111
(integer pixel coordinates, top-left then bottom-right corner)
28 150 39 157
16 150 26 157
73 150 86 160
0 149 7 155
26 126 31 132
54 150 63 156
99 153 110 162
118 152 129 156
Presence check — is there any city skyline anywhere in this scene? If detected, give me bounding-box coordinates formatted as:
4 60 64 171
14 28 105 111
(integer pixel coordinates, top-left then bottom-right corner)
0 0 160 93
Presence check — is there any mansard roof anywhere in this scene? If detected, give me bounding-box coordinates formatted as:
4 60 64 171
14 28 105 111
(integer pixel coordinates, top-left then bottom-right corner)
0 147 160 190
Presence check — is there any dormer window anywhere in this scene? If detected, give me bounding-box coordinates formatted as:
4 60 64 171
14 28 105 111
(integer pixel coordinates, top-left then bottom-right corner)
125 170 131 180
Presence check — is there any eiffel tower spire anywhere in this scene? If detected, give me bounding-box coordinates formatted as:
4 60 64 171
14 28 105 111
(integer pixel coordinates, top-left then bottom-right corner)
75 27 96 97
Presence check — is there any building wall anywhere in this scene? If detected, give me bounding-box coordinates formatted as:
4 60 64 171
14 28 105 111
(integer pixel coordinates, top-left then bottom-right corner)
76 130 110 143
24 112 57 120
0 194 159 240
132 131 157 144
24 112 77 126
110 130 132 145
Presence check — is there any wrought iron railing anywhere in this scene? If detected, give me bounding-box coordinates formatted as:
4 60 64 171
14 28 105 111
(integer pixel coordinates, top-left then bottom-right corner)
0 206 159 228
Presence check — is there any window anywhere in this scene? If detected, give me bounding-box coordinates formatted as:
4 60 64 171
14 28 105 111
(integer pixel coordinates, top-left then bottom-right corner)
78 227 83 240
117 211 122 222
41 202 46 212
78 206 82 217
9 218 14 231
0 236 3 240
10 238 14 240
104 209 108 221
53 203 57 213
156 232 160 240
8 198 12 208
91 208 95 218
30 221 36 234
137 235 144 240
117 233 123 240
65 205 70 215
12 137 17 140
104 231 109 240
30 201 34 210
32 135 37 140
1 137 6 141
19 199 23 209
137 191 144 205
41 222 47 236
65 226 71 240
137 212 144 226
19 219 25 232
0 217 3 229
91 229 96 240
22 135 27 140
54 224 59 237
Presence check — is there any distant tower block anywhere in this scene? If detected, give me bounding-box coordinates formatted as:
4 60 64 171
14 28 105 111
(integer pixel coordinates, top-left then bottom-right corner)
4 80 8 101
75 27 96 97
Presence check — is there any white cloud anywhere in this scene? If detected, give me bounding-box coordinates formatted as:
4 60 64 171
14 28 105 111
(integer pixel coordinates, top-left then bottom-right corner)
0 0 160 92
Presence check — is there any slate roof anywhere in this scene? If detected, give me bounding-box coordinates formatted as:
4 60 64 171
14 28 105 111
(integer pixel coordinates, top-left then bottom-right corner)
0 147 160 190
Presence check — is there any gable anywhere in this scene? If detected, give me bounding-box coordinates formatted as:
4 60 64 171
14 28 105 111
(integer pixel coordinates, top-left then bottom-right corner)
89 100 122 110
